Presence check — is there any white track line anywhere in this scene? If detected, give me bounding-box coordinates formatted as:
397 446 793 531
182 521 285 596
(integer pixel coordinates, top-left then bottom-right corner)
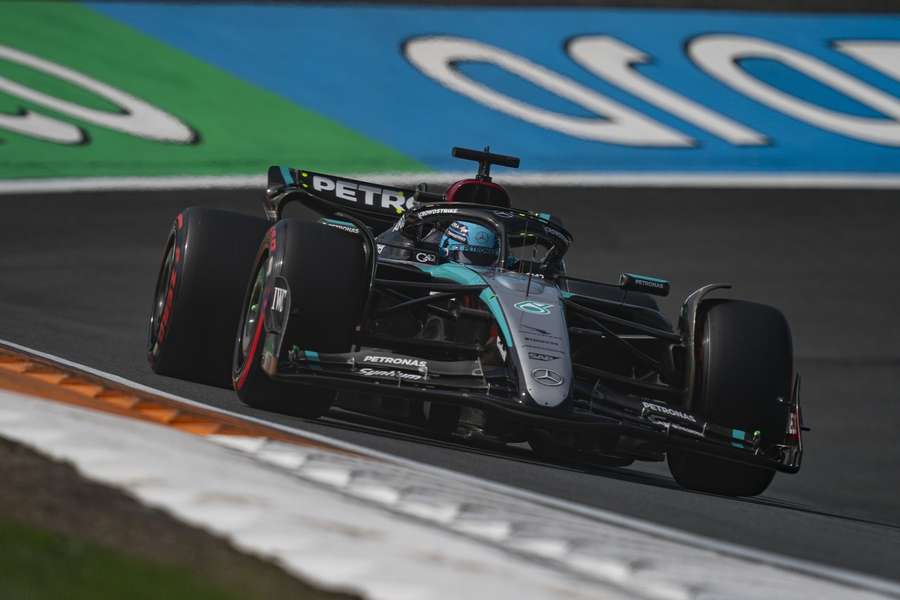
2 337 899 598
3 172 900 194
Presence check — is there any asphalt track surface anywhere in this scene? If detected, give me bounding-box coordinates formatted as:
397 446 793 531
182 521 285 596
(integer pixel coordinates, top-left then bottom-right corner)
2 186 899 582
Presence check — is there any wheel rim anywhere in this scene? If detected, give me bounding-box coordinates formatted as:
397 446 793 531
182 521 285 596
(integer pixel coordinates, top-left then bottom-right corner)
237 257 268 370
148 238 176 348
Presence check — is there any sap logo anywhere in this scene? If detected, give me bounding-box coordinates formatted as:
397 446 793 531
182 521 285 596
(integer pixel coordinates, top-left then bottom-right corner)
405 36 900 147
312 176 413 210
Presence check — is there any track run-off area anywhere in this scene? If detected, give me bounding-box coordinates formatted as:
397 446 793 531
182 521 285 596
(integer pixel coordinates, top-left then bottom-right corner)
0 184 898 585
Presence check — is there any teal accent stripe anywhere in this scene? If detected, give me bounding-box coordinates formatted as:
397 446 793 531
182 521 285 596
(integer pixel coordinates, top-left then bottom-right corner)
479 288 513 348
626 272 669 284
731 428 746 448
321 218 356 228
415 264 513 348
537 212 552 223
280 166 293 185
304 350 320 363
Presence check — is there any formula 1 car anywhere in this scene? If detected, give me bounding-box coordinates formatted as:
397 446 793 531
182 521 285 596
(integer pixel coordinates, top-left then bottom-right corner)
148 146 805 497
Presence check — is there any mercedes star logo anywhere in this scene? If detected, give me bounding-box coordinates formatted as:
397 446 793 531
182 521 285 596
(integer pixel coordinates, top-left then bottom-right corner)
532 368 564 386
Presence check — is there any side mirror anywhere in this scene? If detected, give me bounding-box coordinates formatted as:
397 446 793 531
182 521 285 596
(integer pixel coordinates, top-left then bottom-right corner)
620 273 670 297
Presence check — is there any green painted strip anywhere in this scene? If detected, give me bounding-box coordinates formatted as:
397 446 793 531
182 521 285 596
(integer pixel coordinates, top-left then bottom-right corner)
0 2 427 179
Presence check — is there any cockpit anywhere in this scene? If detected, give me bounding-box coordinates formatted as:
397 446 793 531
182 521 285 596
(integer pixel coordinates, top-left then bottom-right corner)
379 204 572 278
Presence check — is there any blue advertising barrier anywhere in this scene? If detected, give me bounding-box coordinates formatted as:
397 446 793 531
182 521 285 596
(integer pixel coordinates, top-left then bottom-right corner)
90 3 900 175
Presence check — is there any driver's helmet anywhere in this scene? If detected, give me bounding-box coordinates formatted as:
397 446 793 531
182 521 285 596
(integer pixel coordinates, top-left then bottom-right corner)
438 221 499 267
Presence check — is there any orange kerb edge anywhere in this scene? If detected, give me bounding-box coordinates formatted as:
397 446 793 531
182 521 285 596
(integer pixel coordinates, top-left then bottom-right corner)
0 345 352 453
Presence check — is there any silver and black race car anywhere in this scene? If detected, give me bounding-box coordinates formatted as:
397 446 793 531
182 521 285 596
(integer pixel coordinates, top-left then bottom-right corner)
148 146 805 497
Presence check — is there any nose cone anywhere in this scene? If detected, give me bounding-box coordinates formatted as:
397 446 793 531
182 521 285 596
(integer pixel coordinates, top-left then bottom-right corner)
483 273 572 408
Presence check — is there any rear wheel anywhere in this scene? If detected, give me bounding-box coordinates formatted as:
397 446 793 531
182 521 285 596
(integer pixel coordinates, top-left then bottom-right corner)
232 220 367 418
148 207 268 387
667 300 792 497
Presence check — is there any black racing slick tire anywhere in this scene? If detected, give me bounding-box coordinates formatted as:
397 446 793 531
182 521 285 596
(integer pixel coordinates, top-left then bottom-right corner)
232 220 367 418
667 300 792 497
148 207 269 388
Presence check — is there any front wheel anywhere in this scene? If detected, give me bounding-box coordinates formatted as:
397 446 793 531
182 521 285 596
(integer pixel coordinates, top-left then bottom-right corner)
667 300 792 497
232 220 367 418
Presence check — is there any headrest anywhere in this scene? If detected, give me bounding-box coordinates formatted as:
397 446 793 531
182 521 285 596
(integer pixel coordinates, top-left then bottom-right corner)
445 179 511 208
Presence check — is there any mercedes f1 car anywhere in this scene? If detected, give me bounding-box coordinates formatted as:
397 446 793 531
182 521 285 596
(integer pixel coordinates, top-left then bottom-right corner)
148 146 805 497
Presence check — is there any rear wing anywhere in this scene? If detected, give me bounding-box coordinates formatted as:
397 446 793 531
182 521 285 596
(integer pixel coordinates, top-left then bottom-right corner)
263 166 421 233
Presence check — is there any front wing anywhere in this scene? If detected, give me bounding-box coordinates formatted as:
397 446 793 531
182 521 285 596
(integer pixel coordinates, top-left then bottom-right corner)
270 349 803 474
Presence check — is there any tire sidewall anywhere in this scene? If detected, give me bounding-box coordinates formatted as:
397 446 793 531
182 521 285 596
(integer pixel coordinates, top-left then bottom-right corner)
231 220 366 417
147 213 188 372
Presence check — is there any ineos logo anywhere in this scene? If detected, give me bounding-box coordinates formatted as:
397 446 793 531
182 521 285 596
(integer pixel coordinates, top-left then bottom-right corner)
415 252 436 263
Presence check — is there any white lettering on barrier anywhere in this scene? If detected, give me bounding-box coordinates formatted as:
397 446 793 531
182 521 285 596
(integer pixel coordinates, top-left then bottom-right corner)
688 35 900 146
404 36 692 147
0 44 195 144
834 41 900 84
566 36 766 146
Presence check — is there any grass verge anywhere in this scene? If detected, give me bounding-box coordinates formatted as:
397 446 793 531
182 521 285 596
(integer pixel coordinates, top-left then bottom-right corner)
0 437 355 600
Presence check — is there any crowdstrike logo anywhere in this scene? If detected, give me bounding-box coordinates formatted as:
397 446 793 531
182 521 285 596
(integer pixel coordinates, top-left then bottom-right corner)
417 207 460 218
